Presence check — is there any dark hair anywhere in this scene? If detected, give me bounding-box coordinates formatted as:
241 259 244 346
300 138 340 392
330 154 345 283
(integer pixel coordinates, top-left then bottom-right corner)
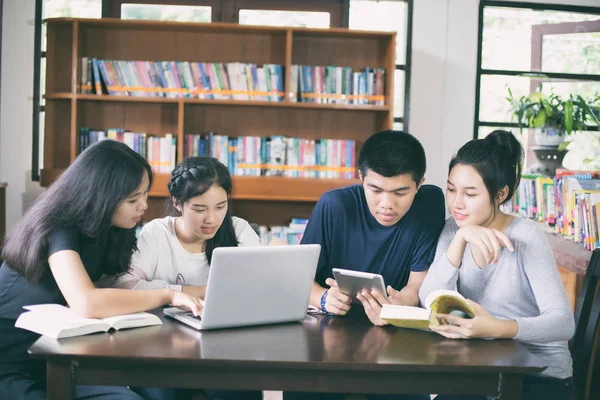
358 130 426 183
168 157 238 264
2 140 152 284
449 130 523 206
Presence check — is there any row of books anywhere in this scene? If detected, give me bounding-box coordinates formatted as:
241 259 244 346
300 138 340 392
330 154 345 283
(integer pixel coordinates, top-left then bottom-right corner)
511 169 600 251
79 128 176 173
81 58 286 101
297 65 386 106
80 127 356 179
185 133 356 179
135 218 309 246
80 58 386 105
257 218 309 245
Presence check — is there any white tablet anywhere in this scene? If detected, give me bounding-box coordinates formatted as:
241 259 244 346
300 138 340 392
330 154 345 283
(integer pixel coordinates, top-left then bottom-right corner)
332 268 388 303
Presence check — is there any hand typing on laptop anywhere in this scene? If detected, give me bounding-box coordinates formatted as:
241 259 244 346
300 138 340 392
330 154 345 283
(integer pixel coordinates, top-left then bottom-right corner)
170 291 204 317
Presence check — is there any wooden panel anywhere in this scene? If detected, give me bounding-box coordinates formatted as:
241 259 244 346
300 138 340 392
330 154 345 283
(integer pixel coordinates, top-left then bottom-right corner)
232 176 359 202
77 101 179 140
143 197 171 223
46 22 74 93
44 101 73 169
149 173 170 197
545 231 592 276
292 34 391 70
79 27 286 65
557 264 579 313
232 200 317 226
184 103 387 142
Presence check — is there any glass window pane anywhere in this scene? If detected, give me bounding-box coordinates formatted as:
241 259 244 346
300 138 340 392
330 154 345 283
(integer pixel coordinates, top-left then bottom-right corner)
542 32 600 75
538 80 600 103
121 4 212 22
45 0 102 18
477 125 522 140
563 132 600 171
239 10 329 28
394 69 405 118
349 0 408 65
479 75 532 123
482 6 600 72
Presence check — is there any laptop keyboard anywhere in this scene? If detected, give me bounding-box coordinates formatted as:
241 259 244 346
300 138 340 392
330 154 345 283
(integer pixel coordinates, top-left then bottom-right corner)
185 312 202 320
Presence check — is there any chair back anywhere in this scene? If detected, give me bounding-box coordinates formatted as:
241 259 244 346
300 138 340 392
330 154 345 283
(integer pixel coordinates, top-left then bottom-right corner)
571 248 600 400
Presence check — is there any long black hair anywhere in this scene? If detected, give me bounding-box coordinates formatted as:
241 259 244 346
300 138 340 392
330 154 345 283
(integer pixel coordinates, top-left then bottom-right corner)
2 140 153 284
168 157 238 264
449 130 523 207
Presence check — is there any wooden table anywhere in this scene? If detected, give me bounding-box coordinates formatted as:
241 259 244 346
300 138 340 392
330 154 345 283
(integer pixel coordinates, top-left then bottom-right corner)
29 308 546 400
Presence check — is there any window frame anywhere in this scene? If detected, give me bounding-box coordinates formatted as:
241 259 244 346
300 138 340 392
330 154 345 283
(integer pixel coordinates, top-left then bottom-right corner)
473 0 600 143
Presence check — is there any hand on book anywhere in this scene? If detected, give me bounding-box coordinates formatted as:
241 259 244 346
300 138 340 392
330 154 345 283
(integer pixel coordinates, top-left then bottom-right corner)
457 225 514 267
170 291 204 317
430 299 517 339
323 278 352 315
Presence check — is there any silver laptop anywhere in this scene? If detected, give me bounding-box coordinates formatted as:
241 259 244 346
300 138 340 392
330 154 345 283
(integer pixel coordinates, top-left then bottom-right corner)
163 244 321 330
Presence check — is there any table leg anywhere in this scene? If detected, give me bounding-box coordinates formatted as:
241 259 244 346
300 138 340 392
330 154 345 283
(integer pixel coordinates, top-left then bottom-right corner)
46 361 74 400
497 373 523 400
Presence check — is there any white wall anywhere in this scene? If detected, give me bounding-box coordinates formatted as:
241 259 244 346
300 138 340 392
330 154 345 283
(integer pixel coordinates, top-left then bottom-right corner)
0 0 44 230
1 0 600 229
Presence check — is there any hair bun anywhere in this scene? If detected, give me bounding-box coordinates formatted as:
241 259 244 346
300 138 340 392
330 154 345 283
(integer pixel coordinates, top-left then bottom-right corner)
485 130 523 165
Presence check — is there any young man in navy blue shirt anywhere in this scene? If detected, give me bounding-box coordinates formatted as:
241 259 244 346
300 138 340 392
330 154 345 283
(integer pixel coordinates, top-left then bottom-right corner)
303 130 445 326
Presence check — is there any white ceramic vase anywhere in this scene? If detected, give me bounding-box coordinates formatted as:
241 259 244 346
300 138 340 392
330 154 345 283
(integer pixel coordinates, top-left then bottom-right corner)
535 125 565 147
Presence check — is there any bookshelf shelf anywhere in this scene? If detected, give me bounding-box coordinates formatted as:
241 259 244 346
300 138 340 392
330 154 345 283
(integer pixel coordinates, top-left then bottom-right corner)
42 168 359 203
42 18 395 225
44 93 390 112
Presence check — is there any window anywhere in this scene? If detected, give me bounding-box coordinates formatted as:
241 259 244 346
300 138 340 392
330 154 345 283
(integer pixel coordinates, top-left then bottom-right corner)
474 2 600 170
349 0 411 130
239 9 330 28
33 0 102 181
121 4 212 22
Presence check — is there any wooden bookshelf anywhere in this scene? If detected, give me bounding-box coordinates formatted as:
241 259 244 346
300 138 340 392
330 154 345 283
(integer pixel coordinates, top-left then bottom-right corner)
41 18 396 226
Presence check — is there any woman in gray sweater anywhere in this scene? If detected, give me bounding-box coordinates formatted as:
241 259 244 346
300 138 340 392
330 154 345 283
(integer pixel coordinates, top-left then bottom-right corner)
419 130 574 400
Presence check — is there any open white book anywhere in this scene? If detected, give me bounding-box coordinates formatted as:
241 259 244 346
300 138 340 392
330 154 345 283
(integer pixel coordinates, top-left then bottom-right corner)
379 289 475 330
15 304 162 339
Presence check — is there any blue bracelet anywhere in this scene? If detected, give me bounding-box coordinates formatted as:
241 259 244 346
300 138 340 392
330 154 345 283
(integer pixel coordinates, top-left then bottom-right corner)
320 289 332 315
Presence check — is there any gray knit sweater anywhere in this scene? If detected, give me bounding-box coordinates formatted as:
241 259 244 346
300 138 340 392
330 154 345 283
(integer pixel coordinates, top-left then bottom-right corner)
419 216 575 379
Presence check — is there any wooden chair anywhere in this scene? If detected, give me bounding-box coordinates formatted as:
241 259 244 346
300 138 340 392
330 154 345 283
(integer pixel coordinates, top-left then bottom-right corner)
571 248 600 400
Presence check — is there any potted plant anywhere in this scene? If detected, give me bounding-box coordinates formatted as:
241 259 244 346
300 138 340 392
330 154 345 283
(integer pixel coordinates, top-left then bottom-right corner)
507 88 600 147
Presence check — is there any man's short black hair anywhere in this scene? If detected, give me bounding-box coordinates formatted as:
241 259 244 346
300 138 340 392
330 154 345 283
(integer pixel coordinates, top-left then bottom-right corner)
358 130 426 184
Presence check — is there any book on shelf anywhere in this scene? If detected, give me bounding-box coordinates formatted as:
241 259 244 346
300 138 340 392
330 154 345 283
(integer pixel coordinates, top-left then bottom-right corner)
379 289 475 330
295 65 385 105
79 58 387 106
184 133 356 180
511 169 600 251
81 57 285 101
15 304 162 339
257 217 309 245
79 127 176 173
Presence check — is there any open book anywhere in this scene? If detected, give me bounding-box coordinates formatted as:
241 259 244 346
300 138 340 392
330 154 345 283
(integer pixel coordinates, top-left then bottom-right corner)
15 304 162 339
379 289 475 330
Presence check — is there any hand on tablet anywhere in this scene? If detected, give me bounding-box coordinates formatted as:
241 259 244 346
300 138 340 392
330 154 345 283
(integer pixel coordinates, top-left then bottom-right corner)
324 278 352 315
357 288 390 326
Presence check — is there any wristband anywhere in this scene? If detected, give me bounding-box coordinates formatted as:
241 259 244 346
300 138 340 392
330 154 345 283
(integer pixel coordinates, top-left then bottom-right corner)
320 289 332 316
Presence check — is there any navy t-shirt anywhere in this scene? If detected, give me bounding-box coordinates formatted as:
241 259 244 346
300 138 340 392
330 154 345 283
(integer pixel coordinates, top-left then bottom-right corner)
0 227 108 364
300 184 445 290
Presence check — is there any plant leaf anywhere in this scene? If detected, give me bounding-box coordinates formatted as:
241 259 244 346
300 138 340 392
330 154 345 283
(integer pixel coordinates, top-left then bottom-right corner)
533 111 546 128
558 141 571 151
564 99 573 134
